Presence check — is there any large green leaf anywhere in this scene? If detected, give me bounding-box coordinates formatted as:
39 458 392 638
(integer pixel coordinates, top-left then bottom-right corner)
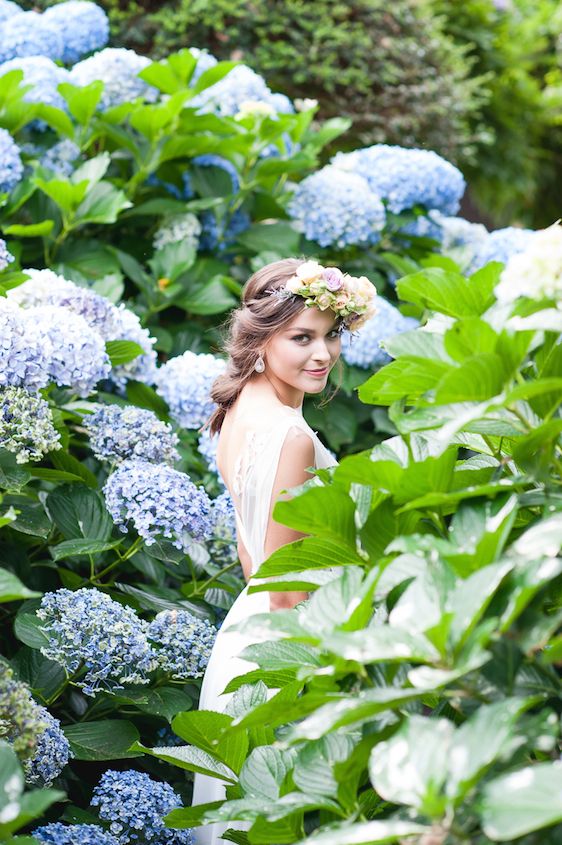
292 820 428 844
396 264 499 317
46 485 113 541
0 569 41 603
481 762 562 840
74 181 132 225
50 538 122 561
239 746 294 800
64 720 141 760
358 357 450 405
132 741 237 782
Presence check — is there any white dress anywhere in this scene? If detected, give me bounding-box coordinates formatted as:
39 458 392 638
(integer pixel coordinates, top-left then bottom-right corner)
192 404 337 845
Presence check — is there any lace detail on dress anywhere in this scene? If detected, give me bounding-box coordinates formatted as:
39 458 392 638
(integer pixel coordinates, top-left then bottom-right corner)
232 428 271 497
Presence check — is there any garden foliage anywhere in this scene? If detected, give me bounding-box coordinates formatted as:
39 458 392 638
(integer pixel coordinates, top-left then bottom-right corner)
0 2 560 842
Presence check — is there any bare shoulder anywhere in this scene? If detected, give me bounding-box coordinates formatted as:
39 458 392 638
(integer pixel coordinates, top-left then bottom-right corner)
275 426 316 491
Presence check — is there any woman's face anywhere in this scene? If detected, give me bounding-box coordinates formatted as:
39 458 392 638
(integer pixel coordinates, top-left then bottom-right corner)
262 306 341 405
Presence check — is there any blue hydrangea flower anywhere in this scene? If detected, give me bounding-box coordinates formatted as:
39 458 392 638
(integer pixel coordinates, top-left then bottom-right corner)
189 46 217 84
430 212 489 273
198 427 222 479
198 207 251 252
44 1 110 64
155 350 226 429
25 705 72 786
208 490 238 566
397 213 443 242
332 144 466 216
148 609 216 679
191 64 292 116
0 127 23 193
7 268 74 307
103 459 214 548
0 12 63 63
0 0 22 23
30 305 111 396
34 823 120 845
0 299 50 391
91 769 195 845
468 226 536 272
69 48 157 110
40 138 81 176
289 165 386 248
0 238 14 271
341 298 418 369
0 56 70 115
37 588 154 697
0 386 61 462
84 405 180 465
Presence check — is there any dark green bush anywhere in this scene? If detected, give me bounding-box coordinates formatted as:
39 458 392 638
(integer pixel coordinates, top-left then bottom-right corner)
100 0 485 164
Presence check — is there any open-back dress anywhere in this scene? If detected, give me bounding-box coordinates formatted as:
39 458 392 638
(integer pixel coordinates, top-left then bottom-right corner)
191 403 337 844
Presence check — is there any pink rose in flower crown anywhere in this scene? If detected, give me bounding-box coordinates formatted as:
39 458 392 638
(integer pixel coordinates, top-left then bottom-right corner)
316 292 332 310
334 293 350 310
322 267 344 291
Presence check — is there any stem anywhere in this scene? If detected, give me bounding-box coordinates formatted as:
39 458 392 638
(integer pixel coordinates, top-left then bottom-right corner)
191 560 242 596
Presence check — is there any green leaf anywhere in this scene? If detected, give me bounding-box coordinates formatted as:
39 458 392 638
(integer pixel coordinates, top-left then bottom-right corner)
64 720 141 760
172 710 233 756
9 501 51 538
74 181 132 225
14 613 50 649
237 222 301 255
3 221 54 237
321 626 439 664
49 452 98 488
482 762 562 840
397 264 499 318
46 485 113 541
58 81 103 124
358 358 450 405
0 569 40 603
272 486 357 550
105 339 144 366
126 381 169 418
444 317 498 361
0 450 30 490
434 353 507 402
50 538 122 561
239 747 294 800
116 687 192 721
254 537 365 578
293 734 356 798
179 275 238 315
132 741 237 782
292 820 429 844
33 176 88 215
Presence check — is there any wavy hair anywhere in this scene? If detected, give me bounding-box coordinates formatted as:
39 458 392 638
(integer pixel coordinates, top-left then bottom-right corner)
204 258 341 435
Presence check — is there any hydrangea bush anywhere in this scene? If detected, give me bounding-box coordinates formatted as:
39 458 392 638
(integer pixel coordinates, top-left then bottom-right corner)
0 2 557 841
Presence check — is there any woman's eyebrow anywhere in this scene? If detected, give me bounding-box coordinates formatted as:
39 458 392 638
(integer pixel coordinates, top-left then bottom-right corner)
286 325 339 333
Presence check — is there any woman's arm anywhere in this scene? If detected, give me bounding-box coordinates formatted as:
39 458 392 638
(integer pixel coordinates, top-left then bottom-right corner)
264 430 316 612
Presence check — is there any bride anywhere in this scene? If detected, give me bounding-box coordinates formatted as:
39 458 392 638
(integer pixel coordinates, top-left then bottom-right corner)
192 257 377 844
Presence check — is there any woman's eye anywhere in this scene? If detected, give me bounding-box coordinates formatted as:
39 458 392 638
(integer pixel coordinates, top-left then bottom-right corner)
328 329 341 339
293 334 309 342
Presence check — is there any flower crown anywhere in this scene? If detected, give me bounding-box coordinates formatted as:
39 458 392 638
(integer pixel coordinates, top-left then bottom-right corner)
266 261 377 330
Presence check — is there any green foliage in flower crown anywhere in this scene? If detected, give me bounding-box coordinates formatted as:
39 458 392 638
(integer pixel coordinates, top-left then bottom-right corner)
101 0 484 164
143 258 562 844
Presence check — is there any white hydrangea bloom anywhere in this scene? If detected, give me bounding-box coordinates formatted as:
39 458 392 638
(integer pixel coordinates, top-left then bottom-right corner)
153 213 201 251
495 223 562 303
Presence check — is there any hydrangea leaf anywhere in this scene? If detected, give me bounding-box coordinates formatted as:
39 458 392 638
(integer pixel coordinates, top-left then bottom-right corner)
481 762 562 840
0 569 40 603
63 720 141 761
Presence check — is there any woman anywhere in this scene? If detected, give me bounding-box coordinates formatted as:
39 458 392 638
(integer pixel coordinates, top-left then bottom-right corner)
192 257 377 844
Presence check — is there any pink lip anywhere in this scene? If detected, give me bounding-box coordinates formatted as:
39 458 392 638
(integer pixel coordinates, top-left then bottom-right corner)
304 367 328 377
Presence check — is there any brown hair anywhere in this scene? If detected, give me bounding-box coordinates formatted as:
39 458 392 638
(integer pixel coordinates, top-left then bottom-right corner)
204 257 342 435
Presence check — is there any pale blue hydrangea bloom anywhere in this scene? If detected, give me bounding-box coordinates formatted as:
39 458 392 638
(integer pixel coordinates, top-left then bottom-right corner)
0 12 63 63
0 0 22 23
0 386 61 462
0 127 23 193
25 705 72 786
191 64 292 116
7 268 74 307
332 144 466 216
30 305 111 396
0 299 50 391
84 405 179 465
189 46 217 84
34 824 119 845
289 165 386 248
153 212 201 251
44 1 109 64
208 490 238 566
397 214 443 242
69 48 157 110
0 56 70 116
341 298 418 369
91 769 195 845
198 427 222 479
155 350 226 429
37 588 154 697
148 609 217 679
468 226 536 272
0 238 14 271
103 459 214 548
40 138 81 176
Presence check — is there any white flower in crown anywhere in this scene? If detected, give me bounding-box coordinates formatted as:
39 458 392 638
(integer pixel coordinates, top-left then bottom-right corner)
294 260 324 284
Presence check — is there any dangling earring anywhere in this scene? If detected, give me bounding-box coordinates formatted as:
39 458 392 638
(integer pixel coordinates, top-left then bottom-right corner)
254 354 265 373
